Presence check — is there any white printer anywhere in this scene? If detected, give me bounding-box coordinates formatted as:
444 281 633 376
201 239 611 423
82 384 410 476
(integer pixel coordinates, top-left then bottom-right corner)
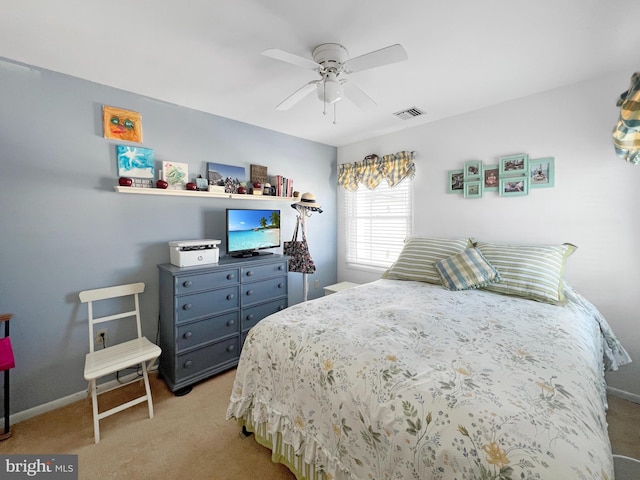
168 239 221 267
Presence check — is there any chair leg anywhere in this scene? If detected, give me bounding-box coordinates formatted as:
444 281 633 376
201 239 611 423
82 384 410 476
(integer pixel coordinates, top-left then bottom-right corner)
141 361 154 419
89 379 100 444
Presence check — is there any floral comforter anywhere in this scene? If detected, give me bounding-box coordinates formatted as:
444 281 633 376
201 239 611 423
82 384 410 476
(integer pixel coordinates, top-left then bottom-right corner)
226 280 631 480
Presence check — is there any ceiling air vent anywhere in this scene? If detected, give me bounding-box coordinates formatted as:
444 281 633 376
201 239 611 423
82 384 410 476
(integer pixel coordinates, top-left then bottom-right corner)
393 107 425 120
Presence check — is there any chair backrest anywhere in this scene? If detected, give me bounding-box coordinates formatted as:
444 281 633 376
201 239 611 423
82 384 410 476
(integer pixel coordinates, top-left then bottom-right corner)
79 282 145 353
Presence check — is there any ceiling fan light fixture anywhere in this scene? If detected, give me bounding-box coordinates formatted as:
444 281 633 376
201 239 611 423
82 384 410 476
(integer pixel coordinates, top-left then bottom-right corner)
317 73 343 104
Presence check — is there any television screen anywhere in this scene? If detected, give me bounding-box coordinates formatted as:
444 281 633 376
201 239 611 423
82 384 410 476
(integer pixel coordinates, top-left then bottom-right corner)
226 208 281 257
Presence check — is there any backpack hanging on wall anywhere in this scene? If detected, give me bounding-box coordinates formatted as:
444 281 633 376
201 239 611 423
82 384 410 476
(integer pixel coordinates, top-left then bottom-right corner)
283 216 316 274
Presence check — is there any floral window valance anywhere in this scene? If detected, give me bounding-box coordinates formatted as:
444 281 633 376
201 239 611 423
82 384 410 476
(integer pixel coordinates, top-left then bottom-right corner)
338 151 416 191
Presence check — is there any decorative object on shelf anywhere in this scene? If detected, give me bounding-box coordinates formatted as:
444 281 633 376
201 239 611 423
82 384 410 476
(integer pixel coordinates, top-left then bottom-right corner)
186 182 197 191
118 177 133 187
103 105 142 143
250 164 268 185
447 169 464 194
237 185 247 194
208 185 226 194
499 176 529 196
117 145 154 179
499 153 528 176
288 192 322 302
612 71 640 164
156 179 168 189
263 183 271 195
195 176 208 191
464 180 482 199
131 178 153 188
252 182 262 195
163 161 189 190
483 164 499 192
293 191 300 198
207 162 245 193
463 160 482 179
529 157 555 188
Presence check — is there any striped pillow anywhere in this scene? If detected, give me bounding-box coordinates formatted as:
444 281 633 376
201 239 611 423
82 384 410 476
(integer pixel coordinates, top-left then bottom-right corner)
382 237 471 284
474 241 577 305
435 248 500 291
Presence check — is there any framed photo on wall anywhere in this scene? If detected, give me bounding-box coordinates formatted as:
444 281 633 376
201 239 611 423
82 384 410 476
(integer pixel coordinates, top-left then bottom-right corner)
447 169 464 194
499 153 528 176
463 160 482 179
464 180 482 199
529 157 555 188
483 164 499 192
499 175 528 197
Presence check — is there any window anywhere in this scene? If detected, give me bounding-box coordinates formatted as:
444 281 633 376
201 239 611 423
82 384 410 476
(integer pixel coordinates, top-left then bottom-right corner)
343 179 412 270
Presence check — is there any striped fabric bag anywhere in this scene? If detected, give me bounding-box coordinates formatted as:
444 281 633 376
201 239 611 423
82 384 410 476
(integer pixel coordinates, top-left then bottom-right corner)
613 72 640 164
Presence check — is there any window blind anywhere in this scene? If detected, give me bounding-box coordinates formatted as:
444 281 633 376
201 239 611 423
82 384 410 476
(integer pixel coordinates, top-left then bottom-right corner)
343 179 412 270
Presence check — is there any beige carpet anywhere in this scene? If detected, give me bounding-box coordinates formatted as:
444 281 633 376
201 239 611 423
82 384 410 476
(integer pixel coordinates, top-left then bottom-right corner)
0 369 638 479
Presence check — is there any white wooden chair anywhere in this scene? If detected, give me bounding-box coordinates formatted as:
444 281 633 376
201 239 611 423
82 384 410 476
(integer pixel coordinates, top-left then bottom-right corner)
80 282 161 444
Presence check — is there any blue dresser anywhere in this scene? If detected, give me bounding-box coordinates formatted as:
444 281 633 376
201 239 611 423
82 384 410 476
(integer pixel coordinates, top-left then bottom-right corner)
158 255 288 393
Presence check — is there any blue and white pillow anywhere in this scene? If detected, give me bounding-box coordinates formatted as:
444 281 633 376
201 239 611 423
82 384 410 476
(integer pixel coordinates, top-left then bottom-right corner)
435 248 500 291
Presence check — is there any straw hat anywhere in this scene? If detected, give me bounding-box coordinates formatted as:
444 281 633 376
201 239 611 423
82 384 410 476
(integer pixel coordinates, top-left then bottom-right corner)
292 192 322 212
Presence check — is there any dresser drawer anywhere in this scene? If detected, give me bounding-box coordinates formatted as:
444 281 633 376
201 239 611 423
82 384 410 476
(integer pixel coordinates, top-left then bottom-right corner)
175 336 239 381
241 262 287 282
175 268 239 295
242 276 287 306
242 297 288 332
176 311 240 352
176 286 239 323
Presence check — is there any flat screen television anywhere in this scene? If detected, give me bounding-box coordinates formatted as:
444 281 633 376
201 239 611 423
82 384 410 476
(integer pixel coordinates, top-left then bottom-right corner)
226 208 281 257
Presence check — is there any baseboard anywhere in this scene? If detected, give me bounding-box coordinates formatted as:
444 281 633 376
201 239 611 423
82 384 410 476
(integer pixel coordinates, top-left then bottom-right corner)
607 386 640 404
2 366 158 426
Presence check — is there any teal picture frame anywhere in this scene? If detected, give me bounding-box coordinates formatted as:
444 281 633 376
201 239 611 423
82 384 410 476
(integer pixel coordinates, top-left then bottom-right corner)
483 164 499 192
464 180 482 198
529 157 555 188
463 160 482 179
499 175 528 196
447 169 464 194
499 153 528 176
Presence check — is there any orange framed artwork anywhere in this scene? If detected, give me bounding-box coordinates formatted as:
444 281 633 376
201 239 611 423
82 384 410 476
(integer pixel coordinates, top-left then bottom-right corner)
102 105 142 143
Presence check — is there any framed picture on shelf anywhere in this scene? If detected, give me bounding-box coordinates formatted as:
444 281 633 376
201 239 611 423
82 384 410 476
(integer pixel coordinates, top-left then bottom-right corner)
483 164 499 192
499 153 528 176
116 145 154 179
463 160 482 179
162 161 189 189
529 157 555 188
499 175 529 197
464 180 482 199
447 169 464 194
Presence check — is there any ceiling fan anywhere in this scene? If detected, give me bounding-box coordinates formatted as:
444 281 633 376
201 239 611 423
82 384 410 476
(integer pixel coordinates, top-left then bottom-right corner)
262 43 408 122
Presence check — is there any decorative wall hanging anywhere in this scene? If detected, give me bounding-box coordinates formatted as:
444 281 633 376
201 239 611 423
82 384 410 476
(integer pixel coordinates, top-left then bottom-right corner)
207 162 245 193
612 71 640 164
529 157 555 188
103 105 142 143
499 176 528 197
463 160 482 179
162 161 189 190
499 153 528 176
464 180 482 199
483 164 499 192
116 145 154 179
447 169 464 194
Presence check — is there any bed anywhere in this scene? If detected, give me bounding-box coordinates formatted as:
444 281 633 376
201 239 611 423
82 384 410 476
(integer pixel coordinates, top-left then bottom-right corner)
226 238 631 480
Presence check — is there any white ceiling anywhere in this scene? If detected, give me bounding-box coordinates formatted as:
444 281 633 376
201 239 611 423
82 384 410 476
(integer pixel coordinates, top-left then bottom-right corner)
1 1 639 147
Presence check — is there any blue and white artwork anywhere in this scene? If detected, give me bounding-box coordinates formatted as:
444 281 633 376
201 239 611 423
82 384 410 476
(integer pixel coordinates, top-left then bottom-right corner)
117 145 154 178
207 162 245 185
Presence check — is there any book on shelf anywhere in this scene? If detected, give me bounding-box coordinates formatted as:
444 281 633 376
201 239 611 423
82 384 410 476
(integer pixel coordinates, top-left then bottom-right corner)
268 175 293 197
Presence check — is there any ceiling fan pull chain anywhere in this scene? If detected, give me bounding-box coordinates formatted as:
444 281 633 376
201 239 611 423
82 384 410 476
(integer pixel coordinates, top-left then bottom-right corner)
333 103 337 125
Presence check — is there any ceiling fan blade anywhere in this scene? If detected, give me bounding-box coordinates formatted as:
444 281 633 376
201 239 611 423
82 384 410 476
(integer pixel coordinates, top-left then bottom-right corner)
276 81 319 111
262 48 321 70
343 44 408 73
342 80 377 110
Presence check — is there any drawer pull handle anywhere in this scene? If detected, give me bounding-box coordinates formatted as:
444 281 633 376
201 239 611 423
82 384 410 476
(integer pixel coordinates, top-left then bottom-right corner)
226 345 235 352
183 303 192 310
278 283 284 289
227 294 235 300
226 319 235 326
227 273 235 280
278 265 284 271
246 314 254 321
246 271 253 277
246 289 253 296
183 331 192 339
184 360 193 368
182 280 192 288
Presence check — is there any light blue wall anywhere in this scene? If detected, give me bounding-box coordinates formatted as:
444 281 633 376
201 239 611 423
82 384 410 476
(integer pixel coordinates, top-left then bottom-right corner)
0 58 337 415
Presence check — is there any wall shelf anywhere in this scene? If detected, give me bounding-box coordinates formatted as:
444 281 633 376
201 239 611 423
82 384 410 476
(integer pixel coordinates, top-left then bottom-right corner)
114 186 295 201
